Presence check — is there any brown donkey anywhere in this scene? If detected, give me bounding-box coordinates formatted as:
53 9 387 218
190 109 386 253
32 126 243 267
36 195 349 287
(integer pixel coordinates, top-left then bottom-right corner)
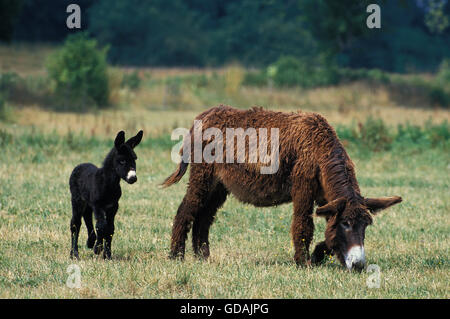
162 105 402 270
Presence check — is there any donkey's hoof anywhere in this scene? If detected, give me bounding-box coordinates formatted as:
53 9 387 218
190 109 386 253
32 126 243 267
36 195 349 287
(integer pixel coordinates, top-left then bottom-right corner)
169 252 184 260
70 250 79 260
193 248 210 260
294 257 311 268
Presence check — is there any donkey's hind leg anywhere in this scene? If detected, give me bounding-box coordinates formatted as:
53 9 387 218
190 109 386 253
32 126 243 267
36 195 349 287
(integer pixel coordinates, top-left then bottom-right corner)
70 198 84 259
192 183 228 259
169 165 214 260
83 206 96 249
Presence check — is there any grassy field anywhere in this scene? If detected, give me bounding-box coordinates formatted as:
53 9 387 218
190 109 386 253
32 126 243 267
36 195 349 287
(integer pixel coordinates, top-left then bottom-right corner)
0 110 448 298
0 45 449 298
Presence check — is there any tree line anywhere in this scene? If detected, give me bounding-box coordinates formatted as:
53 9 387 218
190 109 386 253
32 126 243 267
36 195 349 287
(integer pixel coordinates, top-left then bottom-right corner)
1 0 449 72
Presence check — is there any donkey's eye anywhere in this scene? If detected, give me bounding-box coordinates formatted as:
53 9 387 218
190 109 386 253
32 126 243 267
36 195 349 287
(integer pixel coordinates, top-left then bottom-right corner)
341 221 351 229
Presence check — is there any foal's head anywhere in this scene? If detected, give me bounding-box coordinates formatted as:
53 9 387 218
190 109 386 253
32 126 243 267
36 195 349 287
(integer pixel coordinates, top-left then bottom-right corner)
316 196 402 271
111 130 143 184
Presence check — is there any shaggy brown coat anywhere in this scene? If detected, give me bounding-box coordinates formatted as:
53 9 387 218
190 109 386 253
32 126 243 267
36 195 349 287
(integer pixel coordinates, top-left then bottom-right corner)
163 105 401 268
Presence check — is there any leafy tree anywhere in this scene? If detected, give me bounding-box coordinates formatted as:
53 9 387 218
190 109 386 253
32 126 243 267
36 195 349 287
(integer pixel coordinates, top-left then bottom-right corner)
3 0 449 72
47 33 109 110
88 0 206 66
423 0 449 34
298 0 373 55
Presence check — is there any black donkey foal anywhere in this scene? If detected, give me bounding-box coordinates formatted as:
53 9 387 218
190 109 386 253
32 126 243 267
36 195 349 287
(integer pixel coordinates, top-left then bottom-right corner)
69 130 143 259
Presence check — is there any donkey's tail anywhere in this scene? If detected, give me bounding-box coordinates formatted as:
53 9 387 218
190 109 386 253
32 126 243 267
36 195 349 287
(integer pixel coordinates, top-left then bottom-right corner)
161 161 189 188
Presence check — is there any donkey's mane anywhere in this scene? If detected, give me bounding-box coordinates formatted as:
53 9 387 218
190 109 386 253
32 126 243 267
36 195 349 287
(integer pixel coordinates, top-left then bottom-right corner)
308 115 363 207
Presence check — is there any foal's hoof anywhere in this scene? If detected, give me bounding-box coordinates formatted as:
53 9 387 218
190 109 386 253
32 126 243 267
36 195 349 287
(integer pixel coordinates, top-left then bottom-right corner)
295 259 312 268
70 250 79 260
103 251 112 260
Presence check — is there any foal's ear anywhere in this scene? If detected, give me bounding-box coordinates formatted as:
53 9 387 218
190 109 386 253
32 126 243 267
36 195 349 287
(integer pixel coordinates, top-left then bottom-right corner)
125 130 143 148
114 131 126 149
364 196 402 214
316 197 347 218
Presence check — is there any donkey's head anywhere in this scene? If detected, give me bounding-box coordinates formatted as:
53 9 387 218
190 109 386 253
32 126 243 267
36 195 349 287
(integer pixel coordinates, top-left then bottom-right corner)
112 130 143 184
316 196 402 271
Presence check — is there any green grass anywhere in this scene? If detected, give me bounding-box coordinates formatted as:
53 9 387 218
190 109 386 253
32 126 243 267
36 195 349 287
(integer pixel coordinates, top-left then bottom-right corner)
0 121 448 298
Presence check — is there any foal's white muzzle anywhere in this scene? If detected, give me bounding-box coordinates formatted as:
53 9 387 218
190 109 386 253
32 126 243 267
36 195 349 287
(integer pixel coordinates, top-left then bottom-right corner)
126 170 137 183
344 245 366 271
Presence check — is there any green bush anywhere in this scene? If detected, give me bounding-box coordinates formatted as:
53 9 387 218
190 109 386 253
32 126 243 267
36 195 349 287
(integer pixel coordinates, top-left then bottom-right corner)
269 56 339 88
428 84 450 107
366 69 390 84
46 33 109 111
243 70 268 87
423 120 450 147
0 95 14 122
337 117 393 152
357 117 393 152
437 59 450 83
394 121 450 149
0 128 13 146
337 118 449 152
271 56 306 87
0 72 22 99
429 59 450 107
121 71 141 90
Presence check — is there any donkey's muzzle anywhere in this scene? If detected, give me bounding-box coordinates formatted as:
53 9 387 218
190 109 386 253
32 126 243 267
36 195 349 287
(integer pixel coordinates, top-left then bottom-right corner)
126 170 137 184
345 245 366 271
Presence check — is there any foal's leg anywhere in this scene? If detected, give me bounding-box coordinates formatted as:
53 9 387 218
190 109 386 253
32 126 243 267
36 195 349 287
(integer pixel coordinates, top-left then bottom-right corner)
291 189 315 266
93 206 107 255
83 206 96 248
192 183 228 259
70 198 84 259
170 165 213 260
103 203 118 260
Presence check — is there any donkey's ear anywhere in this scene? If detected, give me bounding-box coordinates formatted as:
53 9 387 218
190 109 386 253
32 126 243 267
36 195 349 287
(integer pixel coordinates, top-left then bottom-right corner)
125 130 143 148
316 197 347 218
114 131 125 149
364 196 402 214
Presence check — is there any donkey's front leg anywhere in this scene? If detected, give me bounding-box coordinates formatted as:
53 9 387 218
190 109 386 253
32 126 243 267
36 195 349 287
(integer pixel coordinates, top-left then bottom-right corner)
103 203 118 260
291 191 314 267
93 206 107 256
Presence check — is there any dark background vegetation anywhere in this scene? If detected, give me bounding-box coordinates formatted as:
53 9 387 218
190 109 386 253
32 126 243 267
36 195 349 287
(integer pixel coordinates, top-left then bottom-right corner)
0 1 449 111
1 0 449 71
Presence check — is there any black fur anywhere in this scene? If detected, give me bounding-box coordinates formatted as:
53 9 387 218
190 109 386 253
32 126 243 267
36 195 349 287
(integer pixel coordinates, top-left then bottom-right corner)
69 130 143 259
